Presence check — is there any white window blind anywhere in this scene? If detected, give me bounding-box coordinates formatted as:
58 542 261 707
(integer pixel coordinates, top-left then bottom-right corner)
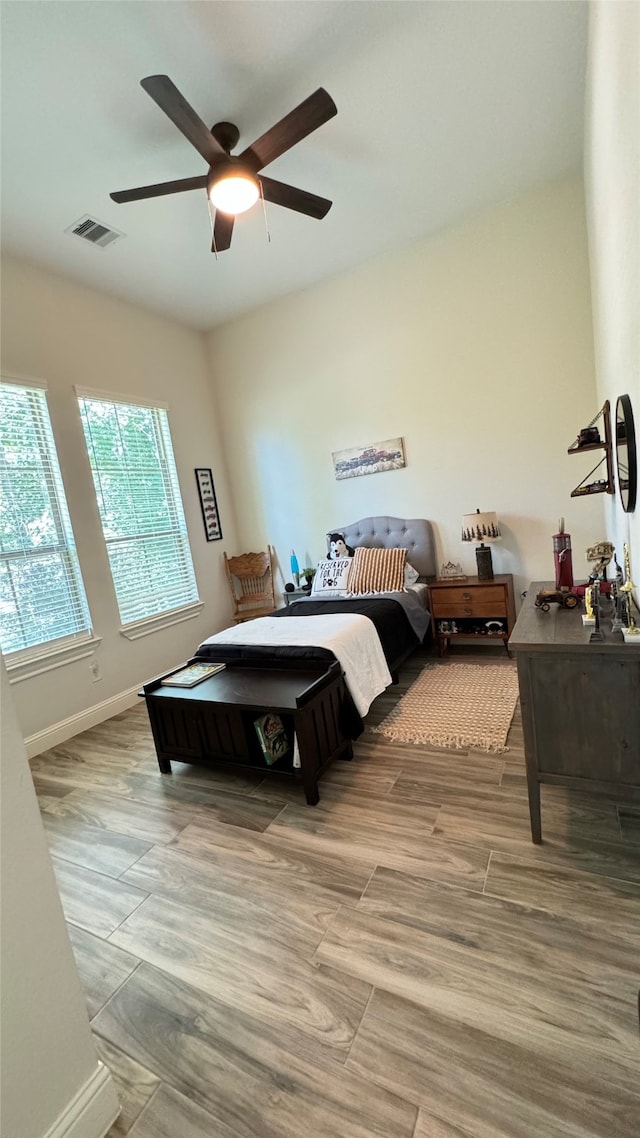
0 381 92 654
78 395 198 626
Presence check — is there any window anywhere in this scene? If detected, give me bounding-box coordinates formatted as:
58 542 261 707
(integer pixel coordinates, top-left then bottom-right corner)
77 392 199 630
0 379 92 656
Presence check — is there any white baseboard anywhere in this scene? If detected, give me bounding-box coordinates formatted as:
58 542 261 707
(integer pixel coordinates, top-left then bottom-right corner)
43 1061 120 1138
25 686 141 760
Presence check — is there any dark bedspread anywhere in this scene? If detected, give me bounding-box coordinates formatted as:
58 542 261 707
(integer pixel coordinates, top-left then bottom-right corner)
271 596 420 671
195 596 421 676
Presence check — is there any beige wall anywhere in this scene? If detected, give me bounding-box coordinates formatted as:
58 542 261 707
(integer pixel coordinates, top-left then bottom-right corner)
1 257 238 743
207 175 602 603
1 655 119 1138
0 173 607 746
585 0 640 572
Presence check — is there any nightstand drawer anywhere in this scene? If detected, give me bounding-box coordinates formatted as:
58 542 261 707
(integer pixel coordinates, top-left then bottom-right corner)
430 585 506 614
431 599 509 619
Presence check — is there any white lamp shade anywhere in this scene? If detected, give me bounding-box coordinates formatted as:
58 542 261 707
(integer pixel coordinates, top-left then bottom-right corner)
461 511 501 543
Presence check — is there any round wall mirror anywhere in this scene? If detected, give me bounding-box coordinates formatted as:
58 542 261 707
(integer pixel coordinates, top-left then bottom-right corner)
615 394 637 513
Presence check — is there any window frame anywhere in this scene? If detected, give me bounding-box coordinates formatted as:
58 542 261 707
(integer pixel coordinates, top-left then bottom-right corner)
75 387 202 638
1 374 99 681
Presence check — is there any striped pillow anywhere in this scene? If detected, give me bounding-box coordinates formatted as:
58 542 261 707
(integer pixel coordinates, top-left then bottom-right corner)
346 546 407 595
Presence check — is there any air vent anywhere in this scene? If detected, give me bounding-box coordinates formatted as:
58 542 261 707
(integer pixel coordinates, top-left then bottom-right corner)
65 215 124 249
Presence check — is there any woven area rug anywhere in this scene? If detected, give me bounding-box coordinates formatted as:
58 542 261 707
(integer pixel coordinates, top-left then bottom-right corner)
370 662 520 753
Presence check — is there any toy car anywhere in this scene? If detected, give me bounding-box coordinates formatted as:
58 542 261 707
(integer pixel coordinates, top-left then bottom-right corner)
535 588 580 612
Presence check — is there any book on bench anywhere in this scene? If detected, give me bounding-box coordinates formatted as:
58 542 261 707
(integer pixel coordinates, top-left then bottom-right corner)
161 662 226 687
254 712 290 764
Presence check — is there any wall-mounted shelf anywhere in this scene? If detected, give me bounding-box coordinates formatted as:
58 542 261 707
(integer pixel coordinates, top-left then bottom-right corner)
567 400 615 498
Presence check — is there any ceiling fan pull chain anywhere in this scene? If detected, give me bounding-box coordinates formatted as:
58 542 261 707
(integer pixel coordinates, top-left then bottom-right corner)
259 179 271 244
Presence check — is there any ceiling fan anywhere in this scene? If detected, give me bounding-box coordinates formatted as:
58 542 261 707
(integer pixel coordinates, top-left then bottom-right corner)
110 75 337 252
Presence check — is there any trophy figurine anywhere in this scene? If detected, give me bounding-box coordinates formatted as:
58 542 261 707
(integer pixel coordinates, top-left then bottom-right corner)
620 543 640 642
582 584 595 626
611 552 625 634
589 579 604 642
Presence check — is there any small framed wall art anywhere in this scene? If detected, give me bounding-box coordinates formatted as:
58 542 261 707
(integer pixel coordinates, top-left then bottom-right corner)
195 468 222 541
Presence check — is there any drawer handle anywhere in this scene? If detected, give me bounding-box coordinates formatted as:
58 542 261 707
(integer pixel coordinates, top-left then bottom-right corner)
464 607 472 615
462 593 471 601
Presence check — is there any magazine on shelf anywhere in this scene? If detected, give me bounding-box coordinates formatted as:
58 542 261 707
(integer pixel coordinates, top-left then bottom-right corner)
160 662 226 688
254 712 290 765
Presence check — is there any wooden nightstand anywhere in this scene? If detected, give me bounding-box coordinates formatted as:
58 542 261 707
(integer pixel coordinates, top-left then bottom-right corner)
428 574 516 656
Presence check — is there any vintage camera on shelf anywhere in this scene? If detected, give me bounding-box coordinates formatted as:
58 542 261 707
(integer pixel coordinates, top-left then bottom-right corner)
575 426 601 447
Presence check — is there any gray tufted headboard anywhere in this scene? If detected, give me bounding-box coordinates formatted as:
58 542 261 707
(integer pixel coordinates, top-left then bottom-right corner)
331 516 436 580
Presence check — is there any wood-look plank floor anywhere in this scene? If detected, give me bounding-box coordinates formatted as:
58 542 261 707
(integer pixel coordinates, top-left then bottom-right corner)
31 646 640 1138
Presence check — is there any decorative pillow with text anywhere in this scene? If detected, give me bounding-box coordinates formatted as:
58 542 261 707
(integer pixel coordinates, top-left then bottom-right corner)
311 558 353 597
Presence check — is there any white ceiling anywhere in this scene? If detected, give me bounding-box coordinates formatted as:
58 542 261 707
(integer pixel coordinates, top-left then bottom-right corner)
1 1 588 331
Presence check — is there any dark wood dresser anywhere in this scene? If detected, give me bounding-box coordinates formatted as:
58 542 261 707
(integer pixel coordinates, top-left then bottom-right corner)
509 582 640 842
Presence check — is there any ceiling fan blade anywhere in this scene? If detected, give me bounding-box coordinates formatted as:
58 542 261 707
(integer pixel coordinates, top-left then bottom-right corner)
110 175 208 204
260 176 332 219
240 88 337 172
140 75 226 165
212 210 234 253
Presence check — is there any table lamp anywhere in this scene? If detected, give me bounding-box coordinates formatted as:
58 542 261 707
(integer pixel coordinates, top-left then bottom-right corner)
461 509 501 580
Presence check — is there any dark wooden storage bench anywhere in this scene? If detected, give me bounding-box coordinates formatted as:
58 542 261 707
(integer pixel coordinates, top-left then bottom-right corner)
140 658 353 804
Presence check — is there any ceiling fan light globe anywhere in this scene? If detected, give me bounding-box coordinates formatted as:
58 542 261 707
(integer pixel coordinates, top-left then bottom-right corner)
209 175 258 215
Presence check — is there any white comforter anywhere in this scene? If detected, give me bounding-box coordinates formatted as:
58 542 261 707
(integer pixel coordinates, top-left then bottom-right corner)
198 613 392 718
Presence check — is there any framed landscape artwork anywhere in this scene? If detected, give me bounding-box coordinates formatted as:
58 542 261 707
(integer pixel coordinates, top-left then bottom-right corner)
332 437 406 480
195 468 222 541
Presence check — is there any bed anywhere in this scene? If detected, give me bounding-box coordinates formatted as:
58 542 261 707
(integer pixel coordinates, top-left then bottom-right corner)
195 515 435 713
144 517 435 803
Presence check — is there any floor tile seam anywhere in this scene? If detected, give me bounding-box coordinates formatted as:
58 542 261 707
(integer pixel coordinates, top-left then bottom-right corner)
432 829 640 873
50 848 153 892
266 801 445 830
95 950 366 1076
58 784 205 831
88 958 145 1025
350 872 640 961
113 1078 163 1138
338 919 640 1013
112 875 344 960
480 882 640 936
94 783 268 818
104 889 152 942
53 815 183 850
359 869 497 908
410 1108 474 1138
116 842 162 883
43 802 158 836
126 1082 230 1138
108 888 342 976
485 850 640 892
90 1029 192 1138
343 991 640 1100
339 976 379 1069
246 788 295 825
482 850 493 894
343 1042 640 1138
260 827 486 881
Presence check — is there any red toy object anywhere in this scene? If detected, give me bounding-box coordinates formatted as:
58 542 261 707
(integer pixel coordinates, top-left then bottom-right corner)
573 581 612 597
553 520 574 590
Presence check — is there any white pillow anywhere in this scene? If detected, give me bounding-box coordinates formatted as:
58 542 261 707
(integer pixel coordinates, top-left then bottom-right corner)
404 562 420 586
311 557 352 597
